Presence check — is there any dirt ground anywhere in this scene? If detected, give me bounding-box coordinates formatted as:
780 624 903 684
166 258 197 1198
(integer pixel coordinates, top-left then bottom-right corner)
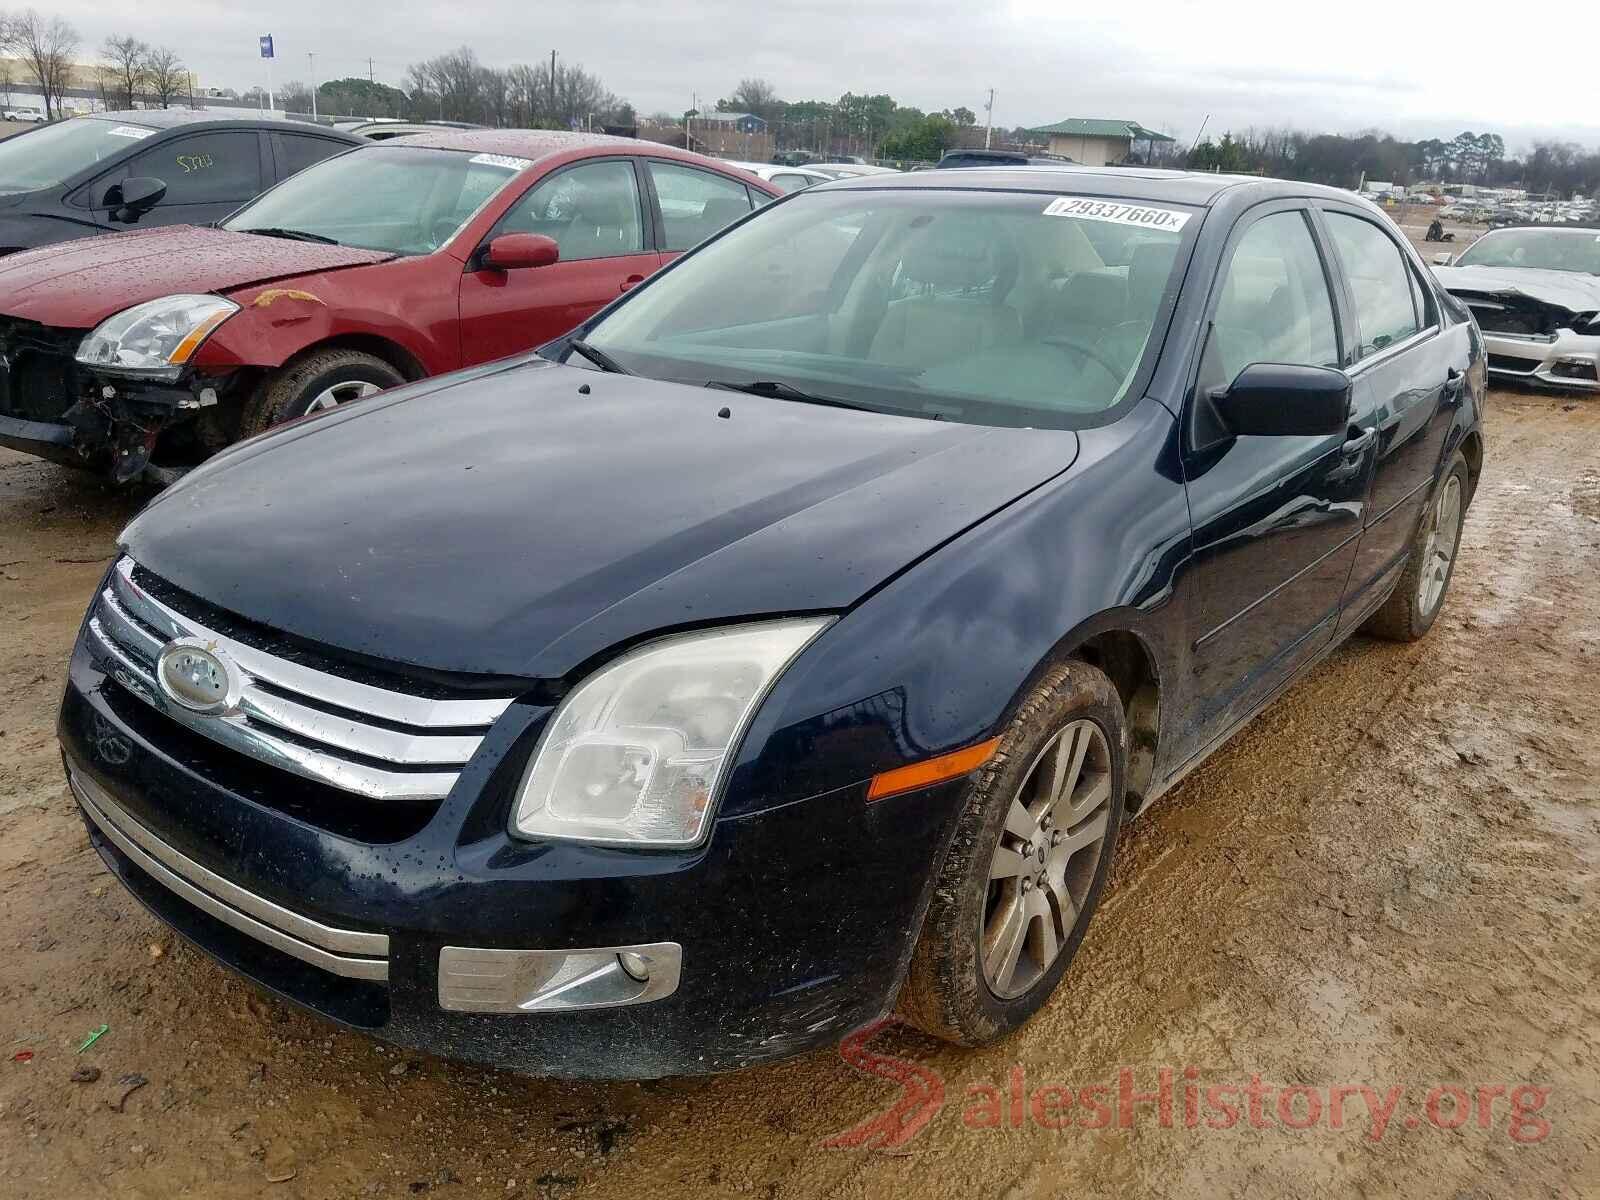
2 387 1598 1199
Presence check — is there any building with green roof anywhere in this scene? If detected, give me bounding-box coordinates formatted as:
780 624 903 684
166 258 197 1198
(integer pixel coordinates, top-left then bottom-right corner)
1028 118 1175 167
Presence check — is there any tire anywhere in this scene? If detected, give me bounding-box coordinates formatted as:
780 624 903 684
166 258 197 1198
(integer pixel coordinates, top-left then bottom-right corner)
240 348 404 438
898 659 1128 1046
1363 451 1470 642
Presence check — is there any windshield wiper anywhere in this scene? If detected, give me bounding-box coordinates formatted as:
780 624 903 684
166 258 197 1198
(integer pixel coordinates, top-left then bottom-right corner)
238 226 340 245
705 379 877 413
566 338 632 375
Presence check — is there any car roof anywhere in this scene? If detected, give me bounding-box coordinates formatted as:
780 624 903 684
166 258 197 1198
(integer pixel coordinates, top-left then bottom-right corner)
83 110 361 139
384 128 717 165
815 163 1359 208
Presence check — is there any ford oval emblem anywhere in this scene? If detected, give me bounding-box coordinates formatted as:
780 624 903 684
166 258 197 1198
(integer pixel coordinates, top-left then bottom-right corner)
156 639 238 715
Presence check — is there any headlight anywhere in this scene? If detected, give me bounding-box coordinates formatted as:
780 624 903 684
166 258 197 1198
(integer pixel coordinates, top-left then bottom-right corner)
510 618 832 847
75 294 238 382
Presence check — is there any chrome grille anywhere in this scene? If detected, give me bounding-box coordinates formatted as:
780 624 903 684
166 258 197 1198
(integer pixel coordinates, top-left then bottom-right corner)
88 557 515 801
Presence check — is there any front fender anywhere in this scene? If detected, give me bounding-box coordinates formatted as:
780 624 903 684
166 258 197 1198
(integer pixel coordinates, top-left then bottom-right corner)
724 398 1193 820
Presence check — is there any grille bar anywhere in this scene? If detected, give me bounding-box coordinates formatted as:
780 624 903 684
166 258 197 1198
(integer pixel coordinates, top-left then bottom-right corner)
71 764 390 980
89 556 516 801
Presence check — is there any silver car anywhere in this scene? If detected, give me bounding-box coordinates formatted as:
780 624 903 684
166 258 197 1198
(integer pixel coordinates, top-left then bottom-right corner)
1433 226 1600 391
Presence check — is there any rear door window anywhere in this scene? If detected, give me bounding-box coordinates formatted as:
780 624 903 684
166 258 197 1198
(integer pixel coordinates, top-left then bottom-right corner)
647 161 755 251
273 133 352 182
1324 212 1421 356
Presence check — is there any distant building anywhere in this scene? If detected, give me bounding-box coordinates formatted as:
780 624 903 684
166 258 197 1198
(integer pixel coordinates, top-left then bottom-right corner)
1027 118 1173 167
694 111 767 135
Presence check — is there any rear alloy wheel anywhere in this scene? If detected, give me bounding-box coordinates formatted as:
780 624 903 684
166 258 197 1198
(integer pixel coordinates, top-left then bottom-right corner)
899 659 1127 1045
241 348 405 437
1364 451 1470 642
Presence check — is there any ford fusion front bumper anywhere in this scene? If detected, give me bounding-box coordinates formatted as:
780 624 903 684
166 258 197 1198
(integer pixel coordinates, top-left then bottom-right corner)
58 638 964 1078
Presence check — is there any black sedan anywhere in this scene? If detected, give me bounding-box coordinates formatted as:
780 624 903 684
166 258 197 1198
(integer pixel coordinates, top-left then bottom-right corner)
0 110 361 254
60 166 1484 1077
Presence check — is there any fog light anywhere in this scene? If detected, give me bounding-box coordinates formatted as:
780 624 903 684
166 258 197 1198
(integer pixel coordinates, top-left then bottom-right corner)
437 942 681 1013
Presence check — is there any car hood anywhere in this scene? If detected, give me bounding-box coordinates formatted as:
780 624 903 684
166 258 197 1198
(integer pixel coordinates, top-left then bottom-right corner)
0 225 392 327
1433 264 1600 317
122 360 1079 679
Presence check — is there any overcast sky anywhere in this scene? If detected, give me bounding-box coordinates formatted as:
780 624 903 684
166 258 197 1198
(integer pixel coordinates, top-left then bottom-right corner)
41 0 1600 150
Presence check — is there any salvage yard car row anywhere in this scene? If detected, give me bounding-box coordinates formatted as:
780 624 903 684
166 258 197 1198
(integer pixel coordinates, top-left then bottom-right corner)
39 151 1491 1076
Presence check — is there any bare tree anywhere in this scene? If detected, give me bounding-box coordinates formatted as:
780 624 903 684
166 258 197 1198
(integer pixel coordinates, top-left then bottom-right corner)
0 57 13 108
7 10 80 119
100 34 148 110
722 78 783 123
142 45 185 109
277 79 312 114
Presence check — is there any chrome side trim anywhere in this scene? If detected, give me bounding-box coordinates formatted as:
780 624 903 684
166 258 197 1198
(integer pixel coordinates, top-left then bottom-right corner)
71 767 389 981
111 558 513 729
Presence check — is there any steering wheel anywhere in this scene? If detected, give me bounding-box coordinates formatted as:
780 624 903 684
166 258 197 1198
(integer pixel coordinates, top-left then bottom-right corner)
1041 335 1125 381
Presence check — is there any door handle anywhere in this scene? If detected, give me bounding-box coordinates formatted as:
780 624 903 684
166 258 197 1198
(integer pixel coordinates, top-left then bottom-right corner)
1443 367 1465 402
1343 424 1377 451
619 274 645 294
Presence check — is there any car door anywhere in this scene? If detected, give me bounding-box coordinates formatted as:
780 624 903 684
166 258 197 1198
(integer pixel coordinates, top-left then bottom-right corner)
457 156 661 365
96 130 267 229
1179 203 1376 750
643 159 757 262
1316 205 1459 628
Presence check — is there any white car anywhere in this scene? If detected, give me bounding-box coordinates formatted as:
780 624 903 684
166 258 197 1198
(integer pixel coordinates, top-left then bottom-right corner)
722 161 835 195
4 109 45 123
1432 225 1600 391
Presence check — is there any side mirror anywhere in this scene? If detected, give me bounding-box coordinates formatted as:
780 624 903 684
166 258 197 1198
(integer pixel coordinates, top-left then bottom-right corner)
1431 252 1454 266
482 233 559 271
1211 363 1350 438
112 176 167 222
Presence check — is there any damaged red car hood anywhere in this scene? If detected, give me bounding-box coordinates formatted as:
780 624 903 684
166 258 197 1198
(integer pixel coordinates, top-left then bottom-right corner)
0 225 392 328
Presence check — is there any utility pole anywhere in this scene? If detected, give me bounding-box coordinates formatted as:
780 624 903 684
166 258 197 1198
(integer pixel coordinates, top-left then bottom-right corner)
549 50 556 125
367 58 375 85
687 91 696 152
984 88 994 149
307 52 317 119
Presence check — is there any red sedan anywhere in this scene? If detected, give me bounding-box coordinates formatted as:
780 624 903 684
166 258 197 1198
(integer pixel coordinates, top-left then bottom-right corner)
0 130 781 482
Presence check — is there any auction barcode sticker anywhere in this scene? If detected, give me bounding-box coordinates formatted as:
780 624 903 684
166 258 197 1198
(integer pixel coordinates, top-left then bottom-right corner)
106 125 155 140
469 153 532 171
1043 196 1190 231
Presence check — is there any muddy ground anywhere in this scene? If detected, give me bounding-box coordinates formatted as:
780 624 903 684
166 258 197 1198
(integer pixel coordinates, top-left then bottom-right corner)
2 388 1597 1199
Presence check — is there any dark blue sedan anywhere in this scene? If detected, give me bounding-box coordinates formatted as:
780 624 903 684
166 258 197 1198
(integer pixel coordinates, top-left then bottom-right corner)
60 165 1484 1076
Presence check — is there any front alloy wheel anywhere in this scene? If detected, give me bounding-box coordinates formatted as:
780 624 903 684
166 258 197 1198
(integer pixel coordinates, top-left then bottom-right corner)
982 720 1113 998
899 658 1128 1046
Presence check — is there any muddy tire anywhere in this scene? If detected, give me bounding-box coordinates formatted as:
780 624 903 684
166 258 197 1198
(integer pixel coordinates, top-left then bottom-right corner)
898 659 1127 1046
1363 452 1470 643
241 348 404 437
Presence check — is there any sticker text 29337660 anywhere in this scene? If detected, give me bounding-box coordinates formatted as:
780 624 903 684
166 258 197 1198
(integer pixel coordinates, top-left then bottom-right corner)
1043 197 1191 232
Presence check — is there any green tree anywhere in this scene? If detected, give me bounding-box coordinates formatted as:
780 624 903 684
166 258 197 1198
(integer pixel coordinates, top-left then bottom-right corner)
881 114 956 163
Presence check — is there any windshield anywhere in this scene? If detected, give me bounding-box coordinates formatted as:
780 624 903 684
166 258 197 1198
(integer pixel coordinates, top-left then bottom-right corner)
1455 228 1600 275
224 145 526 255
580 189 1196 429
0 118 157 194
